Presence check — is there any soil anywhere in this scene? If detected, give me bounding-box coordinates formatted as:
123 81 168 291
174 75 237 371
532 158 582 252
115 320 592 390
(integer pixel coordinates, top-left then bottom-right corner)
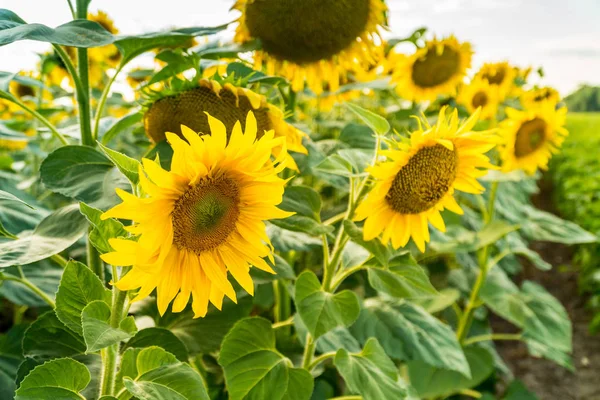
491 178 600 400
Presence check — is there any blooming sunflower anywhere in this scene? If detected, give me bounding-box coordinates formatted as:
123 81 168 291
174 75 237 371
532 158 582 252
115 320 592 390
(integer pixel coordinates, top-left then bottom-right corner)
355 107 497 252
232 0 387 95
520 87 560 110
101 112 293 317
392 36 473 102
457 78 500 120
88 11 121 72
499 104 568 175
476 61 516 100
143 79 307 170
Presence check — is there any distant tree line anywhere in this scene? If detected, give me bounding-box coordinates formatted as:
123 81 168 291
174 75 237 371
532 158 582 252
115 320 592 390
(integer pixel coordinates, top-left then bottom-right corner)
564 85 600 112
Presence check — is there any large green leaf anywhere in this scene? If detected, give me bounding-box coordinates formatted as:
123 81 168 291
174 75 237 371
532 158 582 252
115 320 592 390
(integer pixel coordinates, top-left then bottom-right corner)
350 298 470 377
270 215 333 236
334 338 408 400
0 9 114 47
0 204 86 268
40 145 129 209
0 260 62 306
82 300 137 353
367 253 438 299
122 346 209 400
429 220 519 255
480 269 573 370
267 225 321 252
407 347 494 398
15 358 90 400
339 123 377 149
219 317 313 400
123 327 188 362
0 188 33 209
0 325 26 399
294 271 360 338
96 142 141 187
79 203 128 254
345 103 390 136
22 311 85 358
55 260 111 335
278 186 322 221
343 220 391 267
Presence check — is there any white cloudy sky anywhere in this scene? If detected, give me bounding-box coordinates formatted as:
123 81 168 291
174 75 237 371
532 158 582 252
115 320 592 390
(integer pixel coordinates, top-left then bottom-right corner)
1 0 598 96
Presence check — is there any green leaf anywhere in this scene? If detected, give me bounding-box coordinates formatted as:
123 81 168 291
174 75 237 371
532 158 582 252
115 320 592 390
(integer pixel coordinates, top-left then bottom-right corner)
123 327 188 362
97 141 141 186
339 123 377 149
411 288 461 314
345 103 390 136
101 112 142 145
313 154 354 177
520 206 597 244
115 26 225 64
270 215 333 237
407 347 494 398
295 317 361 354
0 260 61 307
267 225 321 252
79 202 128 254
0 9 114 47
55 260 111 335
350 298 470 377
122 346 209 400
279 186 321 220
367 253 438 299
15 358 90 400
295 271 360 338
0 204 86 268
480 269 573 370
334 338 408 400
337 148 374 174
0 189 33 208
343 220 391 266
82 300 137 353
0 325 26 399
40 145 129 209
23 311 85 358
429 220 519 255
251 253 296 284
219 317 313 400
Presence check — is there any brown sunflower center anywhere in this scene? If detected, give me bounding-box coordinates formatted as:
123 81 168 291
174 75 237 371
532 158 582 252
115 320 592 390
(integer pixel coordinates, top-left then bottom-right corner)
14 83 35 98
514 118 547 158
144 85 272 143
244 0 371 64
482 67 506 85
472 91 488 108
386 144 459 214
411 46 461 89
533 89 552 102
172 175 240 253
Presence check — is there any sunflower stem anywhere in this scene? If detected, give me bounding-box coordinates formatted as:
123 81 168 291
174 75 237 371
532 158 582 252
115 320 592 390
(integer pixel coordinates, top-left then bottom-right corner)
456 181 500 343
93 63 124 141
75 0 94 147
87 235 104 284
301 333 316 370
463 333 522 346
0 271 56 308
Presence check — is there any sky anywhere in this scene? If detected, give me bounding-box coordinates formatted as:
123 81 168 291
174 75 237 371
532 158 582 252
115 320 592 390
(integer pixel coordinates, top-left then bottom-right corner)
1 0 598 96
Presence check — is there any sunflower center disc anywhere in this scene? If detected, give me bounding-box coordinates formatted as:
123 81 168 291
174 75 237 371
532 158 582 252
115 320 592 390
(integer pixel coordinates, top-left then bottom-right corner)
386 144 459 214
411 47 461 88
15 83 35 98
533 89 552 102
144 86 272 143
514 117 547 158
472 91 488 108
482 67 506 85
244 0 371 64
172 175 240 253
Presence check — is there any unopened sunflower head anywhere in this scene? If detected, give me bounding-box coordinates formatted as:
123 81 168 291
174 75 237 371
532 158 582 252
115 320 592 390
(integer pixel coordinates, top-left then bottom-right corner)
476 61 516 100
499 104 568 175
100 112 293 317
457 78 501 120
520 87 561 110
355 107 498 252
233 0 387 95
143 78 307 169
391 36 473 102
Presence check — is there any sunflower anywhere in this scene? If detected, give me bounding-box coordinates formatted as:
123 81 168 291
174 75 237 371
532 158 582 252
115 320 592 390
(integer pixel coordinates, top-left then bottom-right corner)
476 62 516 100
355 107 497 252
143 79 307 170
101 112 292 317
88 11 121 71
0 138 28 151
232 0 387 95
391 36 473 102
499 104 568 175
520 87 560 110
457 78 500 120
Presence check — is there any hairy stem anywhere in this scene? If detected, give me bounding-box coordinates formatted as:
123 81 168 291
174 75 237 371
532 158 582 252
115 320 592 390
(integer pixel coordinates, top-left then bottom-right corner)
463 333 522 346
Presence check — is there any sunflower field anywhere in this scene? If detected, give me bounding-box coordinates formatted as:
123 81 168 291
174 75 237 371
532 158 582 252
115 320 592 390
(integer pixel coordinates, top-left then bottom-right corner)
0 1 597 400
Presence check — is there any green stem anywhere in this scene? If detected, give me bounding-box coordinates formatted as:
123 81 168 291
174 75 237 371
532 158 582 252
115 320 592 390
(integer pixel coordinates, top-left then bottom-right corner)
0 271 56 308
321 234 330 269
75 0 93 147
66 0 76 18
87 233 104 283
308 351 336 371
50 254 69 268
93 64 124 140
301 333 316 370
330 263 369 292
272 317 294 330
1 96 68 145
323 212 346 226
52 44 83 92
463 333 522 346
459 389 482 399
